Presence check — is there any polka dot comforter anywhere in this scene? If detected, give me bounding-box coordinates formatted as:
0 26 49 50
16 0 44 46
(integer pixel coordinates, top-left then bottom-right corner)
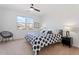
25 31 62 55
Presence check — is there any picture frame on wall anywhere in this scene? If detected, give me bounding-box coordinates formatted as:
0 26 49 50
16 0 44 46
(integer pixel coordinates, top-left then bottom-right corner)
34 22 40 29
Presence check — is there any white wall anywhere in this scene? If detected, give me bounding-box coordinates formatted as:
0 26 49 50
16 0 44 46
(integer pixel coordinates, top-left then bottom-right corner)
41 5 79 48
0 8 4 31
42 13 79 31
0 7 41 39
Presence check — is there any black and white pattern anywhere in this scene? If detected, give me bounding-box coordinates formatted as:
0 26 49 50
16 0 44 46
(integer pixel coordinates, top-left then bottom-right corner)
25 31 61 55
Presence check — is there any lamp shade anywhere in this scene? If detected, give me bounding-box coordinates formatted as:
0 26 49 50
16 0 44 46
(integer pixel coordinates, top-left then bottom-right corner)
64 26 71 31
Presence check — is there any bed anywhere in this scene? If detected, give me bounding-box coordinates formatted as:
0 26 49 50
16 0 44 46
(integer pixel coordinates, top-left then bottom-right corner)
25 30 62 55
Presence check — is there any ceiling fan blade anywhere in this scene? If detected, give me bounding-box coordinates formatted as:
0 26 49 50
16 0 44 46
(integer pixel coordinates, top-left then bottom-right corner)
33 7 40 12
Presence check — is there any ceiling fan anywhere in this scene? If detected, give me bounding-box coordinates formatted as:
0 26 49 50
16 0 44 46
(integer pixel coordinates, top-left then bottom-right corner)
29 4 40 12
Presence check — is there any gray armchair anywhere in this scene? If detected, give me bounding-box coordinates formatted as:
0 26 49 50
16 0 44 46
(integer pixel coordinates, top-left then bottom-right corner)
0 31 13 42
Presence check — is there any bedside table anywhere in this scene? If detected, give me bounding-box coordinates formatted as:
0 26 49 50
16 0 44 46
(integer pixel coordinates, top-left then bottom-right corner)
62 36 73 48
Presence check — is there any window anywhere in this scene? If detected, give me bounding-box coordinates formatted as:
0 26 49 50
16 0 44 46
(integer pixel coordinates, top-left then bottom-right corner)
26 17 33 30
16 16 34 30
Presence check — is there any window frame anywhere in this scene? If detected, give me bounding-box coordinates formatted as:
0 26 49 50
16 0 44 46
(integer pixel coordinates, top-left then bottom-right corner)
16 16 34 30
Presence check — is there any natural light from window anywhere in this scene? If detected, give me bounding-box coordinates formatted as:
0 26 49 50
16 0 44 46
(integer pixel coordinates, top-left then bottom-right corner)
16 16 34 30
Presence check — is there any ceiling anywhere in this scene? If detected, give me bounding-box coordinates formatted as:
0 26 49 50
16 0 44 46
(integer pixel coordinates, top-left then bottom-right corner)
0 4 79 15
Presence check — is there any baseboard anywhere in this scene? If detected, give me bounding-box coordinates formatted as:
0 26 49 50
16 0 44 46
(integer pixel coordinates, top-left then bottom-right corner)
72 44 79 48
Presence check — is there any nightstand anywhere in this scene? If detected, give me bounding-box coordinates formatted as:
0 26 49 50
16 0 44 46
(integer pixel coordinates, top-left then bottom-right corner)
62 36 73 47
